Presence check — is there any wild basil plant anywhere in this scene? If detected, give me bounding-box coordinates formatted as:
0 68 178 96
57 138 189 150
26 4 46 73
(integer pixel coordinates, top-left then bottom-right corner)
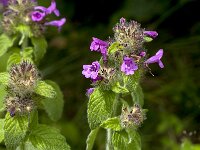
82 18 164 150
0 0 70 149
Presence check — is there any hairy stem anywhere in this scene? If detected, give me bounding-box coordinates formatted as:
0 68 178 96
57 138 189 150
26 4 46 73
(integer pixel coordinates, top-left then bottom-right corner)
106 94 121 150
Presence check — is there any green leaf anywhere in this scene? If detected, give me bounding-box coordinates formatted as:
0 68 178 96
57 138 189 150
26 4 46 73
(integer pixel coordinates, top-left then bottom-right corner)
16 142 36 150
0 119 4 143
31 37 47 64
4 113 29 150
123 70 141 92
0 34 16 57
112 82 129 94
108 42 122 54
0 84 7 111
112 130 141 150
35 81 56 99
144 36 153 42
26 124 70 150
131 85 144 106
7 52 21 70
16 25 32 45
0 72 9 86
127 129 141 150
86 128 99 150
41 80 64 121
22 47 33 59
101 117 122 131
112 130 129 150
88 88 116 129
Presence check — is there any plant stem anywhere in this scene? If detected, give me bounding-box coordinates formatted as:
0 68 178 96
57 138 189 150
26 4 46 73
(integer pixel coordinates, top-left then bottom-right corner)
106 94 121 150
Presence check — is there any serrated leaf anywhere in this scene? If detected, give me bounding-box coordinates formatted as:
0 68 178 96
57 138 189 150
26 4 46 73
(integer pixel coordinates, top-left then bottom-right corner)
0 85 7 111
4 113 29 150
41 80 64 121
108 42 122 54
35 81 56 99
112 130 129 150
0 34 16 57
131 85 144 106
101 117 122 131
0 119 4 143
144 36 153 42
7 52 21 70
0 72 9 86
31 37 47 64
86 128 99 150
27 124 70 150
112 82 129 94
112 130 141 150
88 88 116 129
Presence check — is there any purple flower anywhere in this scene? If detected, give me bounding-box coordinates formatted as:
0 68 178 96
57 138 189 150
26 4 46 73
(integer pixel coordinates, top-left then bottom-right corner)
120 17 126 24
31 11 45 22
90 37 108 55
82 61 100 79
144 31 158 39
34 0 59 16
0 0 7 6
145 49 164 68
46 0 60 16
140 51 146 57
44 18 66 31
121 57 138 75
86 88 95 97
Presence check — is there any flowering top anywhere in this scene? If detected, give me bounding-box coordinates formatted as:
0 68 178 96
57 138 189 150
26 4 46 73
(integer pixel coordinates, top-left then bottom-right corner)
83 18 164 92
121 57 138 75
82 61 100 80
145 49 164 68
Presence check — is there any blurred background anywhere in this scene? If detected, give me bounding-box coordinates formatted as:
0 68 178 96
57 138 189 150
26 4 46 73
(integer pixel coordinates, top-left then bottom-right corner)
31 0 200 149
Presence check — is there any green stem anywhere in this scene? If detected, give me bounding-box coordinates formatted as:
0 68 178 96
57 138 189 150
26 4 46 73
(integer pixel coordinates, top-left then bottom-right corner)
21 36 28 51
106 94 121 150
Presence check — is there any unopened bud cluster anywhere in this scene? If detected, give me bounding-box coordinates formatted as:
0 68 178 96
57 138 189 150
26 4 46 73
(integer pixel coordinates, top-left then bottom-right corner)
120 104 146 128
5 61 39 117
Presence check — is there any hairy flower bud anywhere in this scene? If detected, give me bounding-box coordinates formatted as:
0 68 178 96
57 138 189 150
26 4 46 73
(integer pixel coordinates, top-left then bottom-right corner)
5 95 35 117
113 18 144 51
120 104 146 128
9 61 39 95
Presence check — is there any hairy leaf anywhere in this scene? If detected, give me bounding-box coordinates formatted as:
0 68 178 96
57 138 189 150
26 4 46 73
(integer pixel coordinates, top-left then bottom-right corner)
0 119 4 143
4 113 29 150
27 124 70 150
35 81 56 99
101 117 122 131
31 37 47 64
88 88 115 129
41 80 64 121
0 34 16 57
112 130 141 150
123 70 141 92
86 128 99 150
7 52 21 70
131 85 144 106
112 82 129 94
